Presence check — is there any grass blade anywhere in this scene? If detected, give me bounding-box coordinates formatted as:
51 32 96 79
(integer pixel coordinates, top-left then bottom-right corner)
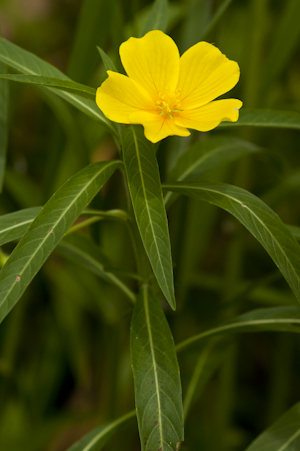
122 126 175 309
131 286 184 451
0 161 122 323
163 181 300 305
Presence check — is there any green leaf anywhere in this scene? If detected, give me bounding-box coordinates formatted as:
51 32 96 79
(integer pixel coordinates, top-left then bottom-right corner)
0 207 42 246
220 109 300 130
0 58 8 192
163 181 300 305
201 0 233 39
0 160 122 324
122 126 175 309
56 233 135 302
176 306 300 353
97 46 117 72
141 0 168 36
67 410 135 451
164 136 260 208
0 37 117 135
130 286 184 451
0 74 96 101
245 401 300 451
287 224 300 241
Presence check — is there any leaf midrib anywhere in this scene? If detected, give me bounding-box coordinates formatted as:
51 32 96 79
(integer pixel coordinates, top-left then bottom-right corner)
0 161 118 304
277 427 300 451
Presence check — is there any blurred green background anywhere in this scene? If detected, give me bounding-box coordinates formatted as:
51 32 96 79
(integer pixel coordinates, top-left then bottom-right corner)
1 0 300 450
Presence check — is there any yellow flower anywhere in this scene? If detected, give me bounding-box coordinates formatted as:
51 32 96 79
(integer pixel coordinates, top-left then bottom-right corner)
96 30 242 143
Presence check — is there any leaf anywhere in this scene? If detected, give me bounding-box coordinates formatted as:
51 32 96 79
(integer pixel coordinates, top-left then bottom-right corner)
245 401 300 451
0 207 42 246
122 126 175 310
176 306 300 352
0 57 8 192
0 37 117 135
67 410 135 451
164 136 260 208
141 0 168 36
0 160 122 324
0 74 96 101
163 181 300 305
220 109 300 130
130 286 184 451
97 46 117 72
201 0 233 39
56 233 135 302
287 224 300 241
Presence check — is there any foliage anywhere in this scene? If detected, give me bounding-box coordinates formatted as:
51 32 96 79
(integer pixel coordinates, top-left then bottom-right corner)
0 0 300 450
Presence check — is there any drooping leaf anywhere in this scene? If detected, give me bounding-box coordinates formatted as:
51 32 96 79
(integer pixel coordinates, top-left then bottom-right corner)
56 233 135 302
245 401 300 451
0 37 117 135
0 74 96 101
0 207 42 246
131 286 184 451
97 46 117 72
163 181 300 305
67 410 135 451
141 0 168 36
122 126 175 309
0 57 8 192
176 306 300 353
164 136 260 208
0 160 122 324
220 109 300 130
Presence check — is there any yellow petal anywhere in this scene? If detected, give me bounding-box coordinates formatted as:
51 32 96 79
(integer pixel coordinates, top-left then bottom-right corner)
129 111 190 143
174 99 243 131
96 71 155 124
120 30 180 101
177 42 240 110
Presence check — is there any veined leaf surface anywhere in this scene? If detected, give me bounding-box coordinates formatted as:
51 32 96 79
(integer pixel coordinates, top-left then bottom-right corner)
0 207 42 246
122 126 175 309
163 181 300 305
0 74 96 101
221 109 300 130
0 37 117 135
0 161 122 323
245 401 300 451
165 137 260 208
0 57 8 192
67 410 135 451
176 306 300 352
131 286 184 451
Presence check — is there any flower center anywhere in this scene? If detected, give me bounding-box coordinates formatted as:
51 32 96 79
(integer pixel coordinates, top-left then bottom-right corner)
156 88 182 119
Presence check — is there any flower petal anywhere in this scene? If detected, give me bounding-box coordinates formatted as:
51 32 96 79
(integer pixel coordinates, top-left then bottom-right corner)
120 30 180 101
96 71 155 124
174 99 243 131
177 42 240 110
129 111 190 143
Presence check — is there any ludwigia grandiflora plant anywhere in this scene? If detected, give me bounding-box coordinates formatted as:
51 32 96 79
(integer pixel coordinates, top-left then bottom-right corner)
1 0 300 450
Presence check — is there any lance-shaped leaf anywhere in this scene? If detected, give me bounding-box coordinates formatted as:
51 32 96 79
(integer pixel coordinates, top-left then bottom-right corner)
0 207 42 246
97 46 117 72
220 109 300 130
141 0 168 36
122 126 175 309
0 74 96 101
163 181 300 305
0 37 117 136
67 410 135 451
130 286 184 451
176 306 300 353
245 401 300 451
0 160 122 324
0 57 8 192
164 136 260 208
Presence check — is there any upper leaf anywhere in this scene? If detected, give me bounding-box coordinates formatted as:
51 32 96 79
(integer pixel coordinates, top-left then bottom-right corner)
131 286 184 451
122 126 175 309
163 181 300 305
220 109 300 130
141 0 168 36
0 160 122 323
